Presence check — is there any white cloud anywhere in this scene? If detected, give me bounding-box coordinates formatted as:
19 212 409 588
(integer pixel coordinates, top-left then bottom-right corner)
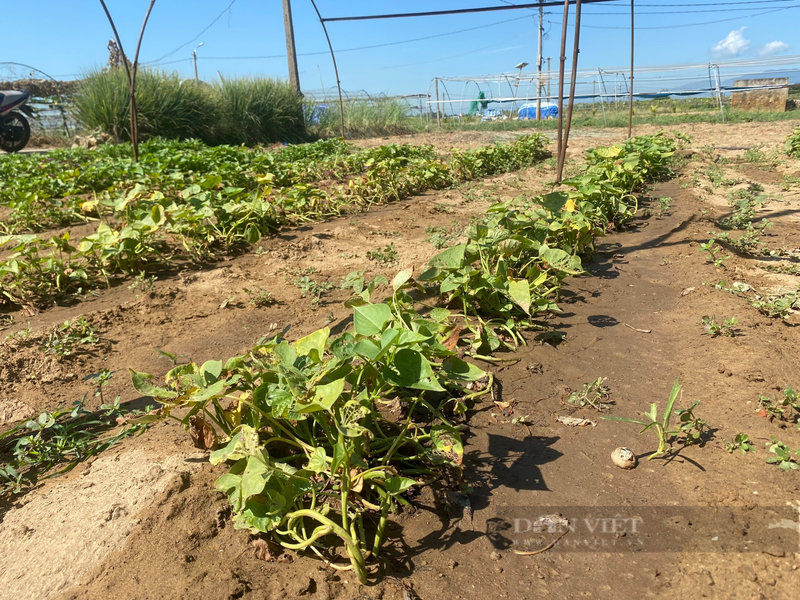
711 27 750 58
759 41 790 56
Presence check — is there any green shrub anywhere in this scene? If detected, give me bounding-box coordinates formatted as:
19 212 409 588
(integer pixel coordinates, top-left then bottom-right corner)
786 126 800 158
211 77 306 145
74 69 215 141
74 69 305 145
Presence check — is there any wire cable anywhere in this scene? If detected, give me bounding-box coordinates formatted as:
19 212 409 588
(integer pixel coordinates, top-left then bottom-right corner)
148 13 535 65
146 0 237 64
322 0 622 23
550 4 800 29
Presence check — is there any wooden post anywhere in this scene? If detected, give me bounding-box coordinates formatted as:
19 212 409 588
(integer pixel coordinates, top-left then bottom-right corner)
560 0 582 183
555 0 570 183
282 0 301 95
628 0 634 138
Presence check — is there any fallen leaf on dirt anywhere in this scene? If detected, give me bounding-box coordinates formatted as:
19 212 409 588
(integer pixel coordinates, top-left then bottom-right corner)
252 539 273 561
441 326 462 351
681 287 696 297
493 398 517 416
251 539 292 563
556 416 597 427
189 415 218 450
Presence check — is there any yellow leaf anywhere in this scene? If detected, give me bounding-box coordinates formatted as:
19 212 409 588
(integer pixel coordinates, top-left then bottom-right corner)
80 199 99 213
223 400 243 428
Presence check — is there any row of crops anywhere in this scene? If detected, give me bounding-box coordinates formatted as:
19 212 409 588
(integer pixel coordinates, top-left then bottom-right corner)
0 135 549 309
124 132 678 581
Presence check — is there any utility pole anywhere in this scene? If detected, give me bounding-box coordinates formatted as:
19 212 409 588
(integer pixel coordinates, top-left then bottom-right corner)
536 5 543 121
193 42 203 82
282 0 301 94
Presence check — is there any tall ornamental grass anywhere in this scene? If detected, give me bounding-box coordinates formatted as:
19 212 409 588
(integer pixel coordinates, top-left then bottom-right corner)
74 69 305 145
212 77 305 145
305 96 416 138
74 69 215 141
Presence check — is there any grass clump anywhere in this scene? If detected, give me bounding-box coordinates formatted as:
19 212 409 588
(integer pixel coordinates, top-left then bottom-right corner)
305 96 415 138
213 77 305 145
74 68 215 142
74 68 305 145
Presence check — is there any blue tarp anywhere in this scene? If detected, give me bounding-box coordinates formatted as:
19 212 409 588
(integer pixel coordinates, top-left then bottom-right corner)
481 108 504 121
518 102 558 119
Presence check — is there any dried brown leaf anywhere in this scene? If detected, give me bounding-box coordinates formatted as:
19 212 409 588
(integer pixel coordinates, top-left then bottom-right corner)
441 326 462 351
189 415 218 450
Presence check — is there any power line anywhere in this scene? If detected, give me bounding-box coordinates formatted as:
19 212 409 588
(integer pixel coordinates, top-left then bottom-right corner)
322 0 620 23
150 13 534 65
142 1 798 71
583 4 800 12
551 4 800 28
383 32 530 70
594 0 799 6
147 0 238 64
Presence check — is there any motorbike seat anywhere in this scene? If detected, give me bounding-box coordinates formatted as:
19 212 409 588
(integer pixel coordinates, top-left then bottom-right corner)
0 90 30 113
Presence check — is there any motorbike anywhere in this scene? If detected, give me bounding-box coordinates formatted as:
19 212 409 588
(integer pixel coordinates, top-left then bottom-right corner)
0 89 34 152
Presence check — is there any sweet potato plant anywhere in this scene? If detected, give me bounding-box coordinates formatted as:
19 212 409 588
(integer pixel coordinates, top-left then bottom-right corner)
129 132 678 582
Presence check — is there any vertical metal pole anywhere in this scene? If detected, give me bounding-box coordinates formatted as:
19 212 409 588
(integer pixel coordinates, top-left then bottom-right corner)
130 0 156 159
597 71 606 125
556 0 570 183
435 78 441 129
282 0 301 94
599 78 607 125
536 5 543 121
98 0 154 162
193 50 199 81
559 0 582 184
310 0 344 138
707 64 714 100
713 64 725 123
628 0 634 138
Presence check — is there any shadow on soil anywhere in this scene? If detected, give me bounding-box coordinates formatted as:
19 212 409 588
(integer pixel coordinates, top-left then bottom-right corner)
376 433 563 577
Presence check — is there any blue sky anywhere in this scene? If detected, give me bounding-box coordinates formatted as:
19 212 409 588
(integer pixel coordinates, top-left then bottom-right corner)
2 1 797 98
